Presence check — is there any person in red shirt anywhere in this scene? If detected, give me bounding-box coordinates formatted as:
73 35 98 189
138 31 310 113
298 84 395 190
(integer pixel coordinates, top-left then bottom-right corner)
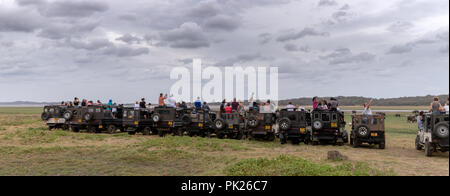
158 93 167 106
225 103 232 113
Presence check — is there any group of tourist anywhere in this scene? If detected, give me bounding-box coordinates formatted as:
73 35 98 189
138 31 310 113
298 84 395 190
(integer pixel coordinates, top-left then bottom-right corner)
60 98 116 110
415 97 449 131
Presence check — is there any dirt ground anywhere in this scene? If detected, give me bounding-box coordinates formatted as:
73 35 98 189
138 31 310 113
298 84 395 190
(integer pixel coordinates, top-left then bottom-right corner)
0 108 448 176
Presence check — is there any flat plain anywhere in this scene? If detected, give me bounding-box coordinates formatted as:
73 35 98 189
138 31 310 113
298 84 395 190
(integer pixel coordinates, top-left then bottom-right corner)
0 107 448 176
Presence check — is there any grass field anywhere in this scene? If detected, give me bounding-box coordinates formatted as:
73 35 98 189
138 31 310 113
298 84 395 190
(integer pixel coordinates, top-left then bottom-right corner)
0 107 448 176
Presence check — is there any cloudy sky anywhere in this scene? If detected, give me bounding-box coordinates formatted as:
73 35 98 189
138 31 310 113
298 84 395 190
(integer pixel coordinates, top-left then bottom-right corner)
0 0 448 103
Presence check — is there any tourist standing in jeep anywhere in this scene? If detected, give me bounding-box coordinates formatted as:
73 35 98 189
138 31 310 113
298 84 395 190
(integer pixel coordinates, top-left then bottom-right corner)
159 93 168 106
429 97 444 115
415 112 449 156
363 99 374 115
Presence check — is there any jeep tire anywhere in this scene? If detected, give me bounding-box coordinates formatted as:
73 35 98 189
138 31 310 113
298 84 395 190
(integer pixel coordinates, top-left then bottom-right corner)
142 127 151 136
434 122 449 139
415 135 423 150
107 125 116 134
41 112 49 121
63 111 73 120
425 141 433 157
151 114 161 123
356 125 370 138
83 113 93 121
312 120 323 130
248 116 258 128
279 118 291 131
182 115 191 126
214 119 225 130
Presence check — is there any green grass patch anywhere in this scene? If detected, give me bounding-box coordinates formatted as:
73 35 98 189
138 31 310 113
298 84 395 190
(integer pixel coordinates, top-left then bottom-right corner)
224 155 395 176
0 107 42 114
134 136 250 152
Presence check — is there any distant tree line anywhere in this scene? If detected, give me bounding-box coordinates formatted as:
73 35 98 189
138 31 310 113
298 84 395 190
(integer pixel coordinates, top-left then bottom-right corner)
278 95 449 106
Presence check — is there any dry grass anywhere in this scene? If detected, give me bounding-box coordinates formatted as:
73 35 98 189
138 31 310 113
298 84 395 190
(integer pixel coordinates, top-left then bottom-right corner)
0 107 448 176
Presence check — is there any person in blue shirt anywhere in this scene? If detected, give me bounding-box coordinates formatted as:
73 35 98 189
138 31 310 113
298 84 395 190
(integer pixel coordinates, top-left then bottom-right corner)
417 111 424 131
194 97 202 109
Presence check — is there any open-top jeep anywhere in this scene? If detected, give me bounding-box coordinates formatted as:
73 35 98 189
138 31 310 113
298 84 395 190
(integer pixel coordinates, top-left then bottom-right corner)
41 106 68 130
122 108 156 135
64 107 86 132
416 113 449 157
181 108 217 137
311 110 348 145
213 112 247 140
277 109 311 144
67 105 124 134
151 106 184 137
247 110 277 141
350 113 386 149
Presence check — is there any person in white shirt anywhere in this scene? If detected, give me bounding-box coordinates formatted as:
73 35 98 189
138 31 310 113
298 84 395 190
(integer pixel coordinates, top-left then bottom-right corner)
445 98 449 115
296 105 305 111
362 99 373 115
168 95 177 108
134 101 140 110
286 102 295 111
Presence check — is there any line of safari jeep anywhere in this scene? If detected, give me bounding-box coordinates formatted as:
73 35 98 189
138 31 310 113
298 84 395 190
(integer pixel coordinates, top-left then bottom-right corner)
41 105 449 155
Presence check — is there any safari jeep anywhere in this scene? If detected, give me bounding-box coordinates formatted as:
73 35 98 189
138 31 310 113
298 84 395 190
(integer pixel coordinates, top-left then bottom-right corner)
247 110 277 141
41 106 68 130
311 110 348 145
64 107 86 132
213 112 247 140
181 109 217 137
277 109 311 145
416 113 449 157
122 108 156 135
350 113 386 149
73 105 124 134
151 106 184 137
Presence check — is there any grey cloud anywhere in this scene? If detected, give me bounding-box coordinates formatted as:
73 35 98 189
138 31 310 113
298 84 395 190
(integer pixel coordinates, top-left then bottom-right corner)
102 46 149 57
318 0 338 7
0 10 41 32
386 34 442 55
277 28 329 42
38 1 109 18
215 53 272 67
118 13 138 21
178 58 194 65
204 15 241 32
63 38 149 57
284 44 310 52
321 48 376 65
160 22 210 49
66 39 113 51
387 21 414 32
340 4 350 10
16 0 46 6
187 1 220 18
37 20 100 40
116 34 142 44
259 33 272 45
387 44 414 54
332 11 350 22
